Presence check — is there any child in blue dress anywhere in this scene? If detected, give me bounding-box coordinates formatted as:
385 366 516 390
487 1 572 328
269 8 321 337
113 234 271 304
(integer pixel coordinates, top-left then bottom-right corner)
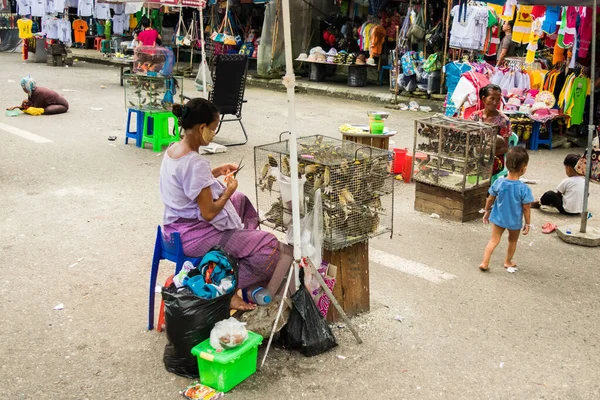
480 146 534 272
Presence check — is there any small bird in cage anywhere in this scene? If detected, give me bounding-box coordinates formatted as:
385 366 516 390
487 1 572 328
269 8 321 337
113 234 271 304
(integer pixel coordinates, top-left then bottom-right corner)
281 156 291 177
267 154 278 168
265 200 285 229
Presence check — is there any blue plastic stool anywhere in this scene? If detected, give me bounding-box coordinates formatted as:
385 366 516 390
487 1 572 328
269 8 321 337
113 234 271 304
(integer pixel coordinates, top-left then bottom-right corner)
530 121 553 150
379 65 392 85
125 108 145 147
148 225 202 331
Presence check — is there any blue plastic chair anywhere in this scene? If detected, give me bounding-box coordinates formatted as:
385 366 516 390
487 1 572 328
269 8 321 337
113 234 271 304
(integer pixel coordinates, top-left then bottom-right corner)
379 65 392 85
148 225 202 331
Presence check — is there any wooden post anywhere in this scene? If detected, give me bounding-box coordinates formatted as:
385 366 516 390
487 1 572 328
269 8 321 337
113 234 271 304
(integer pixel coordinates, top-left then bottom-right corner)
423 0 427 59
440 0 451 94
323 241 370 322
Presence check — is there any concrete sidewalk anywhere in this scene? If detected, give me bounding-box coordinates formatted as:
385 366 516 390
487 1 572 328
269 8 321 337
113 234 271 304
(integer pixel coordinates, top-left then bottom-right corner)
69 48 445 110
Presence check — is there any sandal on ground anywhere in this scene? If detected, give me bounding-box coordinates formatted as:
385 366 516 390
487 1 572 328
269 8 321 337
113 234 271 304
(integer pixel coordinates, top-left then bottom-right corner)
542 222 557 234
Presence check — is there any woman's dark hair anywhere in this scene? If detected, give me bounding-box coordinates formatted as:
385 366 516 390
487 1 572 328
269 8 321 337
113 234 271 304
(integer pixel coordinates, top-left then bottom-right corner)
564 154 580 169
479 84 502 100
506 146 529 172
172 98 219 130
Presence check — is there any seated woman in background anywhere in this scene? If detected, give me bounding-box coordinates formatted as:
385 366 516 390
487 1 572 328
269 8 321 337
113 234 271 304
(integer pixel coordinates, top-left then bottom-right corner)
159 98 291 311
11 76 69 115
469 84 512 138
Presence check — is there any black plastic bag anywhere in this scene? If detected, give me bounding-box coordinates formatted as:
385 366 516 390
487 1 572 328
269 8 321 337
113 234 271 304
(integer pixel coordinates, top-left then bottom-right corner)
162 246 237 378
279 269 337 357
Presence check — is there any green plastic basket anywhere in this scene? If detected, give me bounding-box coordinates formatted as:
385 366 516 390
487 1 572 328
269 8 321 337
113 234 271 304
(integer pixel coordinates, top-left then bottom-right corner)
191 331 263 393
5 109 20 117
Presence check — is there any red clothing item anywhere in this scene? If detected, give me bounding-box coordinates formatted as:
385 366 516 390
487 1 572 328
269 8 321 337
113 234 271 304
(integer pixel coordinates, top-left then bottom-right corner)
138 29 159 46
531 5 546 19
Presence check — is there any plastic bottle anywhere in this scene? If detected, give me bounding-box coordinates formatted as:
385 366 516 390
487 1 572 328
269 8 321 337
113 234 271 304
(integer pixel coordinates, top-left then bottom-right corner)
250 287 272 305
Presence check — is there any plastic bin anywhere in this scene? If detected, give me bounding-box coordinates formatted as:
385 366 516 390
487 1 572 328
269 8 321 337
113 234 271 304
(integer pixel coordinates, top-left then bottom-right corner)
191 331 263 392
393 148 427 183
309 63 327 82
347 66 367 87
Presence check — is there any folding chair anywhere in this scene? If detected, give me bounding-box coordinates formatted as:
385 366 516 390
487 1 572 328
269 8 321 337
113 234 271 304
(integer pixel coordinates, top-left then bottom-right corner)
209 54 249 146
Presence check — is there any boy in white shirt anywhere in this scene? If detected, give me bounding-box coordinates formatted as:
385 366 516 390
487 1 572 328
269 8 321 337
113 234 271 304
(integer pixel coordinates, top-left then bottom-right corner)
532 154 585 215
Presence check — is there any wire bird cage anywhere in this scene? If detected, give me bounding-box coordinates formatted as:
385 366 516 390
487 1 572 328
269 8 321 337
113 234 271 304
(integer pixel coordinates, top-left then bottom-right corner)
413 115 496 193
254 135 394 250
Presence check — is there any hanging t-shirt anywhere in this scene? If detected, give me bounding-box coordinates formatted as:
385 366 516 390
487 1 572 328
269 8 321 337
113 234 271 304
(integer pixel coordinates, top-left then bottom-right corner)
112 14 125 35
43 17 60 39
53 0 65 13
566 76 590 126
104 19 112 40
542 6 561 34
110 3 125 15
78 0 93 17
17 0 31 16
58 19 71 44
449 5 489 51
46 0 55 14
17 18 33 39
30 0 45 17
72 19 88 43
512 5 533 44
67 0 77 7
95 3 111 20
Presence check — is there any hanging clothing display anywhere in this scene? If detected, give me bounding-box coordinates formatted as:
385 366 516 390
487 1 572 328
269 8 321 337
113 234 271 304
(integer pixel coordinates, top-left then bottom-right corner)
17 18 33 39
30 0 45 17
17 0 31 16
542 6 561 34
578 8 593 59
444 61 472 117
449 4 489 51
58 18 71 45
78 0 93 17
557 6 577 49
501 0 517 21
94 2 111 20
112 14 126 36
489 65 532 92
451 71 492 119
110 3 125 15
53 0 65 13
72 18 88 43
558 72 591 127
512 5 533 44
484 5 500 57
525 18 542 64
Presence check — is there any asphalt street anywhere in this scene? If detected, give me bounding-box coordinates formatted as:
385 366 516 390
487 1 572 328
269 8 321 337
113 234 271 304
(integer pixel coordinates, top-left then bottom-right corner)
1 53 599 400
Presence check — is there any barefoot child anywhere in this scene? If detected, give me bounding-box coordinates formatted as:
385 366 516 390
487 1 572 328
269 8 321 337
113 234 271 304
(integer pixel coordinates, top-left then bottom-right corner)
480 147 534 271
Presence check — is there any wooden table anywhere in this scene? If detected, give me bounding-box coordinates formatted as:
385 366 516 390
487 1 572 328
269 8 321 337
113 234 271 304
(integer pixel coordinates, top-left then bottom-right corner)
340 125 397 150
111 57 134 86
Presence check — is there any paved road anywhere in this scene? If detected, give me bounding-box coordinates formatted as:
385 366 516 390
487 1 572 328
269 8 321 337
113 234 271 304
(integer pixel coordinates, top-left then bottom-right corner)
1 54 599 400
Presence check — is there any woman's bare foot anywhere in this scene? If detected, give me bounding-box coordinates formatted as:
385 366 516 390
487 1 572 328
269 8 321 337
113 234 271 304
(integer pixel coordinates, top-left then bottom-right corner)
230 294 256 311
479 263 489 271
504 262 517 269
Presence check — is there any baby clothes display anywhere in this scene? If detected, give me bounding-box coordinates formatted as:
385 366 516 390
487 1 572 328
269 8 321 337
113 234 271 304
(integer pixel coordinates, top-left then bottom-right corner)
512 5 533 44
444 61 472 117
449 4 489 51
17 17 33 39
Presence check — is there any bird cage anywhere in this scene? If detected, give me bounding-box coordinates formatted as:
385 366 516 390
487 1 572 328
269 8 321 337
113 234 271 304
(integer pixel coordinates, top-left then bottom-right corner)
123 74 184 111
254 135 394 250
413 115 496 193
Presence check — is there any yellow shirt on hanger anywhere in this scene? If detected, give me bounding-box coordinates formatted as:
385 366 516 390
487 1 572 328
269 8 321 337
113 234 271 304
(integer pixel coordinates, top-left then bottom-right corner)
513 5 533 44
17 18 33 39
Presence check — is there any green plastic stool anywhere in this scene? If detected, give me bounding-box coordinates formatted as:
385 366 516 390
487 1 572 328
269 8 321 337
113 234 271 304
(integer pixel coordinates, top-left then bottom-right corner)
101 39 111 54
141 111 180 152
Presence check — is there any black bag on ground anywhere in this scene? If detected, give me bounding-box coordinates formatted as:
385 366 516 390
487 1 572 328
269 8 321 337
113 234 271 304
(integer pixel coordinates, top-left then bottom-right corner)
279 268 337 357
162 246 237 378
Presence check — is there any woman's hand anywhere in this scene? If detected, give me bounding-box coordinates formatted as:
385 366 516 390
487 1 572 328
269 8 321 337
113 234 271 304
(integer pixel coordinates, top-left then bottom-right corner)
213 163 238 177
224 174 238 195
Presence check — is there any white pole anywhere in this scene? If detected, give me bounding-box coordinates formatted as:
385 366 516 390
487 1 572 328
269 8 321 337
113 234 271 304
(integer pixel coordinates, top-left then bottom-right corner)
281 0 302 278
199 1 207 98
580 0 597 233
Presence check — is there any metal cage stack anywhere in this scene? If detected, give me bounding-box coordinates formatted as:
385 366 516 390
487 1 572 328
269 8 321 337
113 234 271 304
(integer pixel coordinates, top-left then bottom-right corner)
254 135 394 250
413 115 496 193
